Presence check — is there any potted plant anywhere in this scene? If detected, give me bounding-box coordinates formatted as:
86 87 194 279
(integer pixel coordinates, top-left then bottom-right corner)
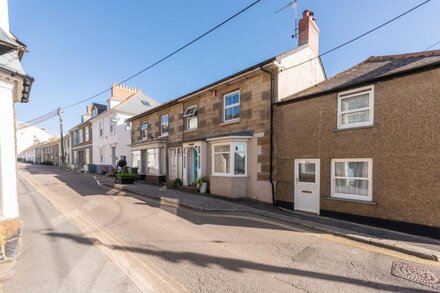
171 178 183 188
115 172 138 184
197 176 209 194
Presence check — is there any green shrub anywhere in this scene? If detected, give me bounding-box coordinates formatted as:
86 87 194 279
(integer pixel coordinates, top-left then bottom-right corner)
171 178 183 188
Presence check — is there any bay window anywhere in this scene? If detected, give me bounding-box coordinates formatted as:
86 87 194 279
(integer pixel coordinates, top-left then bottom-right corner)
212 142 247 176
331 158 373 201
146 148 165 175
337 86 374 129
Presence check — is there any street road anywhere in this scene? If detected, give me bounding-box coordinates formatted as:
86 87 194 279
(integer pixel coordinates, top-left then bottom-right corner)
5 164 440 292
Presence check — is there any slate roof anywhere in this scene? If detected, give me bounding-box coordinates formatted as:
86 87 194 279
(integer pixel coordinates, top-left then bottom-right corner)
280 50 440 103
92 103 107 114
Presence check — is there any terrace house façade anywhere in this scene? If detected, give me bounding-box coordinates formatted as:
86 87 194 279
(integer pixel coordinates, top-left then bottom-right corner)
128 10 326 202
274 50 440 237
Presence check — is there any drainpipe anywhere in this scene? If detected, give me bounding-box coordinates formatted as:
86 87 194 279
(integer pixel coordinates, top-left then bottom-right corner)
261 67 276 206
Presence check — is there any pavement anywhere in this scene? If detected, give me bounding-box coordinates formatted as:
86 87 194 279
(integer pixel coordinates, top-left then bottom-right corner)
1 175 140 293
96 175 440 263
7 163 440 292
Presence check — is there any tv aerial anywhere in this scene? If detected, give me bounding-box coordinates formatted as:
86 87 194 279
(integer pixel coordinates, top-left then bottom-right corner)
275 0 299 39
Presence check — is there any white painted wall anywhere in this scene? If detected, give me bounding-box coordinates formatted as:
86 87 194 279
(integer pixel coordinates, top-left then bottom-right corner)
16 124 51 155
276 46 326 101
92 112 133 167
0 80 19 218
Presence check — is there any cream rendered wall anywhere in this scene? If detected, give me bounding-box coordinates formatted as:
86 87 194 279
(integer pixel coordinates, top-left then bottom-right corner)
277 46 326 101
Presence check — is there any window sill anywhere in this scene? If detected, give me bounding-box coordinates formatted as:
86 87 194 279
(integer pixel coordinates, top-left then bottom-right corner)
334 124 376 132
210 174 248 178
325 196 377 205
184 129 198 133
220 119 240 126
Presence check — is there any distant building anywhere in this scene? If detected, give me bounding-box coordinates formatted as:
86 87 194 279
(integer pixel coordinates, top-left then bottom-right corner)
16 123 51 159
68 103 106 172
90 83 159 174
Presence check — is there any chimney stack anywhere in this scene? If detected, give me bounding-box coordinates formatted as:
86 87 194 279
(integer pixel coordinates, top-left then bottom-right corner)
298 10 319 55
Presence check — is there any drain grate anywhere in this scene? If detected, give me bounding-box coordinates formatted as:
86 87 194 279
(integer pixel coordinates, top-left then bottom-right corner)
391 261 440 289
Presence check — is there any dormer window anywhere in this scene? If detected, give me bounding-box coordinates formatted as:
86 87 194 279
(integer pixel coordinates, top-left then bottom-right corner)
183 105 197 131
92 108 98 118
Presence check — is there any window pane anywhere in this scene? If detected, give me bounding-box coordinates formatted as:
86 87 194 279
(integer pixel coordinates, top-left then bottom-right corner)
341 93 369 111
225 93 239 106
141 122 148 130
214 144 230 153
335 179 368 196
225 106 240 121
335 162 368 178
234 152 246 174
214 153 230 173
161 115 169 124
147 149 160 175
234 144 245 152
341 110 369 125
188 117 197 129
162 124 169 134
298 163 315 183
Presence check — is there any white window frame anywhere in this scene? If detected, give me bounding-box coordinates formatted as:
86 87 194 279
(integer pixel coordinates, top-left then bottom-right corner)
223 91 240 123
78 129 83 144
99 121 104 137
331 158 373 202
140 121 148 140
337 85 374 129
92 108 97 118
110 117 117 135
211 141 247 177
160 114 169 136
85 126 90 142
183 105 198 131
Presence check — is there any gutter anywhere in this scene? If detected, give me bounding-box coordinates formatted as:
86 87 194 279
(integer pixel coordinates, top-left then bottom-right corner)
260 66 276 206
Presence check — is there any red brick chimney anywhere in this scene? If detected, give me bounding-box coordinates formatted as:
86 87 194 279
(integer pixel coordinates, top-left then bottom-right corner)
298 10 319 55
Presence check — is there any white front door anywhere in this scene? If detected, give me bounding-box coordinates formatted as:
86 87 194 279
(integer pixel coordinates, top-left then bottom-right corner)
294 159 320 214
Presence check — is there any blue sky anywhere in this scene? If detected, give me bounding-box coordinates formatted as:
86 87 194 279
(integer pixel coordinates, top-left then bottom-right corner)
11 0 440 134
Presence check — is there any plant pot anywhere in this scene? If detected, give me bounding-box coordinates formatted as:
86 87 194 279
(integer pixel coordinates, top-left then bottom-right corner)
200 182 208 194
115 177 135 184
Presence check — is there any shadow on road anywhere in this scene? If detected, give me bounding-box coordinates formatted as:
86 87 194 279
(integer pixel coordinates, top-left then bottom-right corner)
44 231 434 292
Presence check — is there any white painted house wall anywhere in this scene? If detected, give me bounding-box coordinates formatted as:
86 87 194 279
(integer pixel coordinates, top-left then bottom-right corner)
276 46 326 101
92 93 160 169
16 124 51 155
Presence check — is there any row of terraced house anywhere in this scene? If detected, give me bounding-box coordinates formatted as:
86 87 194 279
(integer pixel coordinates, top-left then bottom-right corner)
37 11 440 237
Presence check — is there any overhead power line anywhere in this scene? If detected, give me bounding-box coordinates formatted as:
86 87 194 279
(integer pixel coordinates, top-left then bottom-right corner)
423 40 440 51
17 109 59 129
281 0 431 72
18 0 263 129
63 0 263 110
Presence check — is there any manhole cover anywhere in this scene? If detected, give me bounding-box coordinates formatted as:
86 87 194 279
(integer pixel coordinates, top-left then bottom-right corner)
391 261 440 289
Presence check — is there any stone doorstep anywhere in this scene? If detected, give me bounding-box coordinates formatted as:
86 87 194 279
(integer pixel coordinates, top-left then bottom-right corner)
105 182 440 262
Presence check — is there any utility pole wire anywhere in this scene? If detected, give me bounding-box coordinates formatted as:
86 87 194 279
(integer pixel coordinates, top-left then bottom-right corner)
18 0 263 128
63 0 263 110
280 0 431 72
423 40 440 51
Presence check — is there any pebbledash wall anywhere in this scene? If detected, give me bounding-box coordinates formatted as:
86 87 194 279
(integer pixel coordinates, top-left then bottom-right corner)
274 67 440 232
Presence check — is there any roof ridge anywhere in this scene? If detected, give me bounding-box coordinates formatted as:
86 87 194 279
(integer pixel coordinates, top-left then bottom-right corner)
367 49 440 62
